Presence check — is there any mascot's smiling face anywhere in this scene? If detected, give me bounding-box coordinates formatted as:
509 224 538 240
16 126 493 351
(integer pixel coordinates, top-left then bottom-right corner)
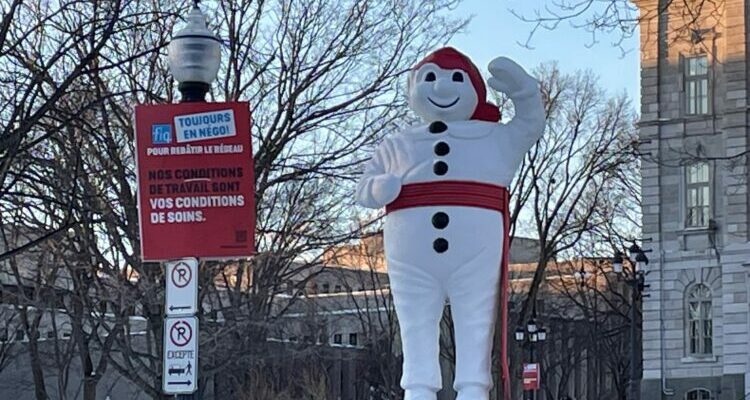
408 62 479 123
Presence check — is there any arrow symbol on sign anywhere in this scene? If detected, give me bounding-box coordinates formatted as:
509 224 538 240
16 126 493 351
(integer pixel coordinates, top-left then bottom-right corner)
169 305 191 312
168 380 192 386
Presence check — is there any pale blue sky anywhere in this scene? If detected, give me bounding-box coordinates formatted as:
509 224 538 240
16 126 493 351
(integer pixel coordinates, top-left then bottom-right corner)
451 0 641 108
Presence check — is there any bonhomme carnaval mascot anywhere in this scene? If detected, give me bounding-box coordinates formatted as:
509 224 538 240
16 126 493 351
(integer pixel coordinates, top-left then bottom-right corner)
356 47 545 400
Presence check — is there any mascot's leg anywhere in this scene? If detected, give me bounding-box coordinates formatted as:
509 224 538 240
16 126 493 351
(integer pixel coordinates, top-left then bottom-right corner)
447 245 503 400
387 258 446 400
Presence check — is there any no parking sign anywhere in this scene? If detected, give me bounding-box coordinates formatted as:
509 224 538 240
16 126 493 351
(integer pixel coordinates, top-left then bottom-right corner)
163 316 198 394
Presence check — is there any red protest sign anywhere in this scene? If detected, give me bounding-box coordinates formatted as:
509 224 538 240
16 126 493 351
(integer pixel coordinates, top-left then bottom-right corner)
134 102 255 261
522 363 540 391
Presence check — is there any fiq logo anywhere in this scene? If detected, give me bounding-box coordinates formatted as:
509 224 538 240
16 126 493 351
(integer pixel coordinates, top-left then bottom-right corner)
152 124 172 145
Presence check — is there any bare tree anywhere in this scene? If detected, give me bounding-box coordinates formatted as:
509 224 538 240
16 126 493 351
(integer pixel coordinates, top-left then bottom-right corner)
512 0 722 52
472 62 638 400
1 0 467 398
540 257 635 400
507 62 638 327
0 0 174 259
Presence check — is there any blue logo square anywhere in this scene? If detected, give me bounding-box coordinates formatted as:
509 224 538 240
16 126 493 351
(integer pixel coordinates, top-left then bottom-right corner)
151 124 171 145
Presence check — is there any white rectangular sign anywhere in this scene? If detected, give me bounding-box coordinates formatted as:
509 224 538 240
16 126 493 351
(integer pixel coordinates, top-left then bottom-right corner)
165 258 198 316
163 316 198 394
174 109 236 143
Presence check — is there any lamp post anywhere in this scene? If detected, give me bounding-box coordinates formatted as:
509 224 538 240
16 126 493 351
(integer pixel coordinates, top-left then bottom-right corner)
611 243 650 400
515 306 547 400
165 4 220 400
168 0 222 102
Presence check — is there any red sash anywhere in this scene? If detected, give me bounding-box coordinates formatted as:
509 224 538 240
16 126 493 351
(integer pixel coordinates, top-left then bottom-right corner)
385 180 511 400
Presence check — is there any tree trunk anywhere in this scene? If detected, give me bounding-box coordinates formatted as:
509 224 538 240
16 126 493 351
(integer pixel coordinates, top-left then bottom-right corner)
27 329 49 400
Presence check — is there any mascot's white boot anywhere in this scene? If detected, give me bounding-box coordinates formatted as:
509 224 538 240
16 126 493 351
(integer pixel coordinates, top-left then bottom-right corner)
356 47 545 400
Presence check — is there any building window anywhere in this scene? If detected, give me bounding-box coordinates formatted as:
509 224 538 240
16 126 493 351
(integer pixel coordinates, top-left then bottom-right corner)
349 333 358 346
322 283 330 294
686 388 711 400
333 333 342 345
687 284 712 355
686 162 710 228
685 55 709 115
334 284 342 293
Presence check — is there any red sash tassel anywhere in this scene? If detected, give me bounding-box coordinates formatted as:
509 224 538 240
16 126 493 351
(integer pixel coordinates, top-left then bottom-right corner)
386 180 511 400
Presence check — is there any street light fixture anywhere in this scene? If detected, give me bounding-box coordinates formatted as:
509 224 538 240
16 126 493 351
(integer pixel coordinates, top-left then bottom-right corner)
527 318 538 334
635 251 649 273
515 307 547 400
611 241 650 400
168 1 222 102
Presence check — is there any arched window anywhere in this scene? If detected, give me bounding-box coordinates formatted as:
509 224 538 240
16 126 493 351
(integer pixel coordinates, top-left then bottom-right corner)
686 388 711 400
687 284 712 355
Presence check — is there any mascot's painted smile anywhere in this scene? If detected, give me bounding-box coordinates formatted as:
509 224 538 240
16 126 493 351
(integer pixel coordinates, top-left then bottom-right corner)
428 97 460 108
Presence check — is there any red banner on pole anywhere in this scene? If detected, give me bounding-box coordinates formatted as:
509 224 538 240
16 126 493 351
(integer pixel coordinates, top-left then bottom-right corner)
523 363 540 391
134 101 256 261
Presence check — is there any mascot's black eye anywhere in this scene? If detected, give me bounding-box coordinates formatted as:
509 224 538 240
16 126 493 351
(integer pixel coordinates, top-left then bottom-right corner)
452 72 464 82
425 72 436 82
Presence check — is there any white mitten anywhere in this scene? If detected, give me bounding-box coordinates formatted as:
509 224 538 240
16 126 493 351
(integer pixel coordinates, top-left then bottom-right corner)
371 174 402 206
487 56 538 99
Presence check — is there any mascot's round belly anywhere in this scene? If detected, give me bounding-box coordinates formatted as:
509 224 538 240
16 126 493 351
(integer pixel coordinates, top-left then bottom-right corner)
384 206 503 274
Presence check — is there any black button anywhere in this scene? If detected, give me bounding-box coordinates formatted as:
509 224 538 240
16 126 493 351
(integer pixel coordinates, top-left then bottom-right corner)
432 212 449 229
433 161 448 175
433 238 449 253
434 142 450 156
429 121 447 134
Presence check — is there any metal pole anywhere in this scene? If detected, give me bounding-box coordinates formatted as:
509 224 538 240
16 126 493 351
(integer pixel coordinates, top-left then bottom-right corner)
529 343 535 400
629 277 639 400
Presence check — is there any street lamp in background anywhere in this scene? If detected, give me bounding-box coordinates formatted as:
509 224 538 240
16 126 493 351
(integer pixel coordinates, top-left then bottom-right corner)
515 306 547 400
612 243 650 400
168 0 222 102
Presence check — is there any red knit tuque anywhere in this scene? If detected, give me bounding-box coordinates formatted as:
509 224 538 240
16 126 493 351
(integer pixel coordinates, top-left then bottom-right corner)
413 47 501 122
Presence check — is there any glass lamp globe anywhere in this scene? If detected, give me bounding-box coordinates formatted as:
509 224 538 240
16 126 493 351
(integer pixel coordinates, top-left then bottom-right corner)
168 4 221 101
527 319 538 334
514 328 525 342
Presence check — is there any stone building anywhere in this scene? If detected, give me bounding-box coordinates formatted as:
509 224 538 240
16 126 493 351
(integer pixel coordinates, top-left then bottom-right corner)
635 0 750 398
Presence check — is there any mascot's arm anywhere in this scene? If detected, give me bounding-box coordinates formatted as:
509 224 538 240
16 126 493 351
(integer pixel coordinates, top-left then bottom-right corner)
487 57 546 152
355 138 402 209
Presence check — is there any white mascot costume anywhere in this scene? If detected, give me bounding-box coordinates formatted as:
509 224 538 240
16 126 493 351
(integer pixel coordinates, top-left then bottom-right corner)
356 47 545 400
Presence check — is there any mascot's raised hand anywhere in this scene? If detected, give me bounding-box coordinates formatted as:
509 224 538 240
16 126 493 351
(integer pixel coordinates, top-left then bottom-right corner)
356 47 545 400
487 56 539 99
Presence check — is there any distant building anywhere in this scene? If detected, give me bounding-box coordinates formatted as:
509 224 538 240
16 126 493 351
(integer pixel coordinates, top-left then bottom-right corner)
634 0 750 399
321 232 541 271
